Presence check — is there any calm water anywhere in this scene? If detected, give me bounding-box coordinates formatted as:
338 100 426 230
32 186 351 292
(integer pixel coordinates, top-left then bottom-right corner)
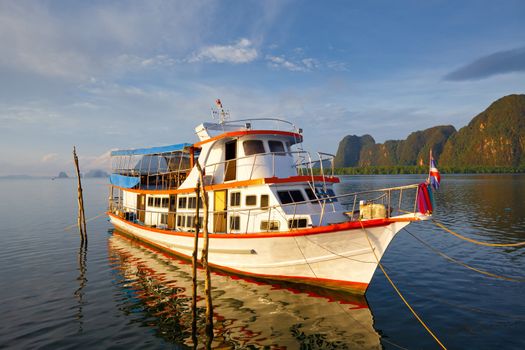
0 175 524 349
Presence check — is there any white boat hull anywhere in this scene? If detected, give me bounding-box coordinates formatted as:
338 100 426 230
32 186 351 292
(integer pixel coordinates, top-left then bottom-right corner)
109 213 413 294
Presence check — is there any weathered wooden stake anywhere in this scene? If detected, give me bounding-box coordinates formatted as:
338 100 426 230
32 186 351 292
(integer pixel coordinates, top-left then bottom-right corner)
73 146 87 243
196 162 213 348
191 180 200 349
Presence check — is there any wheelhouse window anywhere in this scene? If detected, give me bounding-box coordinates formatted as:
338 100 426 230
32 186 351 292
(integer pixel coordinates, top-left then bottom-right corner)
148 197 154 206
315 187 338 203
154 198 161 207
230 192 241 207
277 191 293 204
304 188 317 202
245 195 257 206
178 197 187 209
161 198 169 208
268 140 285 155
243 140 265 155
277 190 305 205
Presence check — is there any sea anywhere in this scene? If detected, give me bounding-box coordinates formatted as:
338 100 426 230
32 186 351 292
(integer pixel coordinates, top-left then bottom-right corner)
0 174 524 349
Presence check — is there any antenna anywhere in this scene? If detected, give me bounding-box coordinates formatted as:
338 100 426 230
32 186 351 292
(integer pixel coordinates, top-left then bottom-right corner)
212 99 230 124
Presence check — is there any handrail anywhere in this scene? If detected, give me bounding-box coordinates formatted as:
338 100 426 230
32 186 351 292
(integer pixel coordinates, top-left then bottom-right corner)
109 183 423 232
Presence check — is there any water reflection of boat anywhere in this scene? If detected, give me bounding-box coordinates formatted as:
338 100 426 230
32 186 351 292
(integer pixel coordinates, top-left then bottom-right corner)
109 231 381 349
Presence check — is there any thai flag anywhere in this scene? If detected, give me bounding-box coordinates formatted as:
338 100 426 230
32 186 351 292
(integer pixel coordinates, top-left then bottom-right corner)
429 155 441 190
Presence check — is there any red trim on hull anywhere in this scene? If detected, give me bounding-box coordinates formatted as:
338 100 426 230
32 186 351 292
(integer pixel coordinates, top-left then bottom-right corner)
110 225 369 295
108 212 407 239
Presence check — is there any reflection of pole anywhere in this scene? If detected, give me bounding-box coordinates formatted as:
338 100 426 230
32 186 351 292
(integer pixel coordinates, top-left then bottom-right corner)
191 181 200 349
196 162 214 348
73 146 87 244
74 241 88 332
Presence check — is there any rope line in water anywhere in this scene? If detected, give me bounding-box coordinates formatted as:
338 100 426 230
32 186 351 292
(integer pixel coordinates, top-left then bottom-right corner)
359 220 447 350
405 228 525 282
433 220 525 247
64 212 106 231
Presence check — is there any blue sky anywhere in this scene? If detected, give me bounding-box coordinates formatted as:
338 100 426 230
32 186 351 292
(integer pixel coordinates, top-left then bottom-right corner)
1 0 524 175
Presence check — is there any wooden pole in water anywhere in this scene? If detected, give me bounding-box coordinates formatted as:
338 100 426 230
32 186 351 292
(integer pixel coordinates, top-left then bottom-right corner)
73 146 87 243
191 180 200 349
196 162 213 348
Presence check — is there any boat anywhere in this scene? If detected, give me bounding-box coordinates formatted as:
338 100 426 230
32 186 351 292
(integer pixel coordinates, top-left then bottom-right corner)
107 102 432 295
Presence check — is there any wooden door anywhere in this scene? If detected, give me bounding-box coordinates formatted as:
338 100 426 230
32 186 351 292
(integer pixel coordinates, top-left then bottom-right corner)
224 140 237 181
168 195 176 229
137 194 146 222
214 190 227 233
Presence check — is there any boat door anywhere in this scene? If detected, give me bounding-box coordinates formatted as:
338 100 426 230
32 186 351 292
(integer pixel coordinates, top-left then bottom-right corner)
137 194 145 222
214 190 227 233
168 195 176 229
224 140 237 181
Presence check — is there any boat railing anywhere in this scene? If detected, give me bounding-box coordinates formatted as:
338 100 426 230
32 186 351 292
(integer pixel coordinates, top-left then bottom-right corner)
109 183 422 233
209 118 301 134
203 150 335 183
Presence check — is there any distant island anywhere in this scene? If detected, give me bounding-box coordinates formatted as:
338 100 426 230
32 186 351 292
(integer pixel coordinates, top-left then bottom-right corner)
85 169 109 178
334 94 525 174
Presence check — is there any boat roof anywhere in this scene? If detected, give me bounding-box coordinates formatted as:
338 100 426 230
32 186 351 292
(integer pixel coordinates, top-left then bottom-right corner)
111 143 193 157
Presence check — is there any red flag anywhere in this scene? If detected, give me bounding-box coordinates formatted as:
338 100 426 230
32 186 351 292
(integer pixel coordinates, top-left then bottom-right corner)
215 99 223 109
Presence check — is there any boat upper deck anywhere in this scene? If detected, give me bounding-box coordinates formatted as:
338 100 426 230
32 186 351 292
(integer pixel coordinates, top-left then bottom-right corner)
110 118 337 192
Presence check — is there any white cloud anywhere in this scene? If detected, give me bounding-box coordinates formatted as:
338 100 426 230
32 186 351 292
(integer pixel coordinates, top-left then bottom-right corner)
266 55 314 72
189 38 258 64
41 153 58 162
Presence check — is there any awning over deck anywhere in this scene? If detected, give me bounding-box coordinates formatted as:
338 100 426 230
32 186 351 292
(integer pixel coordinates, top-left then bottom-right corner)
110 174 140 188
111 143 193 156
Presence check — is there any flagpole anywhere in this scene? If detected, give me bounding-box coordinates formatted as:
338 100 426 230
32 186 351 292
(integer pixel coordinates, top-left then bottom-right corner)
428 149 432 184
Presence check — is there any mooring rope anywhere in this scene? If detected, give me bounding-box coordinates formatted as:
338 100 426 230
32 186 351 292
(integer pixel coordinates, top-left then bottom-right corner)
404 228 525 282
433 220 525 247
64 212 106 231
359 220 447 350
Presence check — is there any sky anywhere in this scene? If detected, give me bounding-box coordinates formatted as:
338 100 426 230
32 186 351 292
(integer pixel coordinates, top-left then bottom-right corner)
1 0 524 176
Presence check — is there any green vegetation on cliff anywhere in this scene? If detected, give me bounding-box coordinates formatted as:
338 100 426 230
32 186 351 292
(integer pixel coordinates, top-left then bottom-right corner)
333 94 525 173
440 94 525 167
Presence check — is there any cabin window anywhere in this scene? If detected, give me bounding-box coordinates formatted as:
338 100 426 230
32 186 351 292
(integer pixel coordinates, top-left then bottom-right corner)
230 192 241 207
277 190 305 204
161 198 169 208
268 140 285 155
304 188 317 202
186 215 195 228
161 214 168 225
177 214 184 227
261 194 269 210
154 197 161 207
178 197 187 209
230 215 240 231
243 140 265 155
148 197 154 206
188 197 197 209
261 220 280 231
288 218 308 229
245 195 257 206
